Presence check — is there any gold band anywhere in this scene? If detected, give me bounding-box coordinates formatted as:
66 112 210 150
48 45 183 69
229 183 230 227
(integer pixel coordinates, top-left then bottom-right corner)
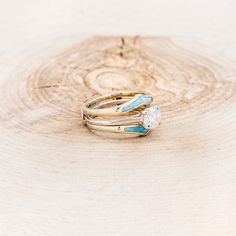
82 91 160 136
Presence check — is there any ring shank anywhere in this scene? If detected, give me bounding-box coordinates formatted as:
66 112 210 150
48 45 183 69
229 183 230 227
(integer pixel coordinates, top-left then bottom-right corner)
82 91 153 136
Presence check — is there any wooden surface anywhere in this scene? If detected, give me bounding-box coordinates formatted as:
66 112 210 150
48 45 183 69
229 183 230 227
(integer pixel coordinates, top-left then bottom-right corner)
0 0 236 235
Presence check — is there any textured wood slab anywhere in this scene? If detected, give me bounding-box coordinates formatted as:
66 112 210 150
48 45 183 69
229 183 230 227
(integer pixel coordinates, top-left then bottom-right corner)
0 0 236 235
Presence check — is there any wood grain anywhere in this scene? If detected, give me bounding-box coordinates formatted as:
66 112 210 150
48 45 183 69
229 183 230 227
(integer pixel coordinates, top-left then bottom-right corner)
0 0 236 235
1 36 235 137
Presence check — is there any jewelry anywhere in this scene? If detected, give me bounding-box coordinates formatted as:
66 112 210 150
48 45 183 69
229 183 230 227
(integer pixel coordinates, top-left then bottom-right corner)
82 91 161 136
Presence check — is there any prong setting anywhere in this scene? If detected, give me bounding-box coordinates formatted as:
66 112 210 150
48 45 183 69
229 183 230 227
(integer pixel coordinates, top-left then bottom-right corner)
142 106 161 130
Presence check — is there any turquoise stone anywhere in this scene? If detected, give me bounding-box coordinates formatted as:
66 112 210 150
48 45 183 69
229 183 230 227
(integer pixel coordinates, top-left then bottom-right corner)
122 96 152 112
124 125 149 134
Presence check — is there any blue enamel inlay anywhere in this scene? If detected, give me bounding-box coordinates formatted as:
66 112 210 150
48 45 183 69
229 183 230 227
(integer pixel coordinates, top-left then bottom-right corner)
122 96 152 112
124 125 149 134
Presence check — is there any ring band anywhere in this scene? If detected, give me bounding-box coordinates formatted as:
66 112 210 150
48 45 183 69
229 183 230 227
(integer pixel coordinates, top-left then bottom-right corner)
82 91 161 136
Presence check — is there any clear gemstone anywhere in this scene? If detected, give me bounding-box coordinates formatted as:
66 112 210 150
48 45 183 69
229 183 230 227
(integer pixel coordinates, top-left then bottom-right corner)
142 106 161 130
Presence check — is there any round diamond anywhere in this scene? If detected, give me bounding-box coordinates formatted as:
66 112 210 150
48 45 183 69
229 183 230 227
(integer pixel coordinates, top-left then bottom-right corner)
142 106 161 130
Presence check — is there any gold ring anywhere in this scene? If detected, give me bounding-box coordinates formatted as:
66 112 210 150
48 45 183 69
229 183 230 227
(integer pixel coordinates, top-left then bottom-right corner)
81 91 161 136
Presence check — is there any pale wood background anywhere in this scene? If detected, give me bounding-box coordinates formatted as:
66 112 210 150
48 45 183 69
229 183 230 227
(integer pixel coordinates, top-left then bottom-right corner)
0 0 236 235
